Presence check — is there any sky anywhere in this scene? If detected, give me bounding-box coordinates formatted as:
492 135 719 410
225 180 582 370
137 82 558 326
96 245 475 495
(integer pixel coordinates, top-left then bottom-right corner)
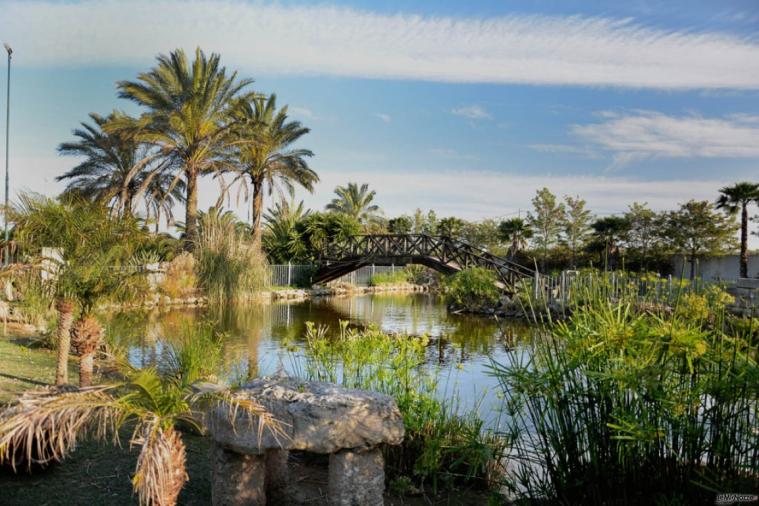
0 0 758 239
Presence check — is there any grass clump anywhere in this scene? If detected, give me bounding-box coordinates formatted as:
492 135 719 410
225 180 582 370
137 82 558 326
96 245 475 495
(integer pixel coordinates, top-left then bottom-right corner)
492 281 759 504
195 208 270 304
296 322 508 495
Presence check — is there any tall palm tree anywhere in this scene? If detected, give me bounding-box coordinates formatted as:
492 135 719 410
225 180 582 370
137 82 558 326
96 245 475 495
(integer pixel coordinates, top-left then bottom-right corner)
57 112 155 218
326 182 382 225
139 167 186 233
115 48 254 249
716 182 759 278
229 94 318 248
498 218 533 260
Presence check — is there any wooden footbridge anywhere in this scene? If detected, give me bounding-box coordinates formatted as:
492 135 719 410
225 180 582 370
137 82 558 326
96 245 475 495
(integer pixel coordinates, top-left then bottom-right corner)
314 234 537 292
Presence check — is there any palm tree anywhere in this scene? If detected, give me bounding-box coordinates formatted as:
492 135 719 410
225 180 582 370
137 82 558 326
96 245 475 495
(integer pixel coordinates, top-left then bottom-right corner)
0 328 282 506
140 167 186 233
498 218 533 260
326 182 383 225
57 113 155 218
716 182 759 278
228 94 318 249
10 194 149 386
115 48 254 249
263 197 310 263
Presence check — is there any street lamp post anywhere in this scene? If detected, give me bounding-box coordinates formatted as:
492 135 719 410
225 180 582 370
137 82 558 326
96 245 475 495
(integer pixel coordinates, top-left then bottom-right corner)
3 43 11 266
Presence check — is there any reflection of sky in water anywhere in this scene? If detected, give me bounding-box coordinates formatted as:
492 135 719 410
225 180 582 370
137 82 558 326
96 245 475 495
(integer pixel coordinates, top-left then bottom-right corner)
107 294 533 429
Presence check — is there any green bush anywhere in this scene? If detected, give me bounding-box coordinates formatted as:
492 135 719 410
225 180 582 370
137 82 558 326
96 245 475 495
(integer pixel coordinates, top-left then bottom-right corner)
444 268 500 311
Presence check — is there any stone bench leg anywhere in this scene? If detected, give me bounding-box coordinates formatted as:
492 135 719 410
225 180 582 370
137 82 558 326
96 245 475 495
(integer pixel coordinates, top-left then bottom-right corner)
211 443 266 505
265 449 289 497
327 447 385 506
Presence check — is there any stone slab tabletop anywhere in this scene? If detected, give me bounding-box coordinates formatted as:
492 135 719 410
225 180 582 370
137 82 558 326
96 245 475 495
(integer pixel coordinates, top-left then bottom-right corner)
207 376 405 455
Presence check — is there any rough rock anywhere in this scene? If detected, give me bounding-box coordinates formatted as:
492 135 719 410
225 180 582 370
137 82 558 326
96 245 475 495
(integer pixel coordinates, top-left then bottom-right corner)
211 442 267 505
328 448 385 506
208 376 405 455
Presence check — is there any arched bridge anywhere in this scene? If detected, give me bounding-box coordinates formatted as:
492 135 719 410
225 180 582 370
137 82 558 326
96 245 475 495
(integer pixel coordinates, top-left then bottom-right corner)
314 234 536 291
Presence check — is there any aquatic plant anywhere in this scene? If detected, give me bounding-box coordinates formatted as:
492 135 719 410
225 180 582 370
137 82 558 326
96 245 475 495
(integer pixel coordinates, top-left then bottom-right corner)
296 322 508 493
492 283 759 503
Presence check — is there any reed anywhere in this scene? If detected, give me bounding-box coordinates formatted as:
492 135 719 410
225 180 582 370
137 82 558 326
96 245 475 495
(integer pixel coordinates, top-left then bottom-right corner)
492 277 759 504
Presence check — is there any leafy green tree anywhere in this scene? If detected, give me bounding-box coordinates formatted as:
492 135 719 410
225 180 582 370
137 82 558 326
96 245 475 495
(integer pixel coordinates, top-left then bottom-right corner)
663 200 738 279
229 94 318 249
10 195 149 386
561 195 592 268
624 202 663 271
326 182 383 225
527 188 565 271
461 219 501 251
436 217 467 238
388 216 413 234
412 208 437 234
498 218 533 260
590 216 630 271
263 198 310 263
115 48 254 249
716 182 759 278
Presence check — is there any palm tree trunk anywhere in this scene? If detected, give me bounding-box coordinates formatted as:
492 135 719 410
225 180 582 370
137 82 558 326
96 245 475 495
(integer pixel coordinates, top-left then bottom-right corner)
54 299 75 386
740 203 748 278
251 179 264 250
79 354 94 387
122 190 133 219
184 169 199 251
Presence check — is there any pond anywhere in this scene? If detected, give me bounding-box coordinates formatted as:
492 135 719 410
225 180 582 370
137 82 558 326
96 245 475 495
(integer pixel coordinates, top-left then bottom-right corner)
106 293 533 426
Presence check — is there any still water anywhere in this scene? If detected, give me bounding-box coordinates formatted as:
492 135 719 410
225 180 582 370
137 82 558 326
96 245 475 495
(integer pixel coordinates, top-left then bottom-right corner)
106 293 531 424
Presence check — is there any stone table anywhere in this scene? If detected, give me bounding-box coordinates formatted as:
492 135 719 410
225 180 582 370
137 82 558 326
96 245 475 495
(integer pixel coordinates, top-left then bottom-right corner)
207 376 405 506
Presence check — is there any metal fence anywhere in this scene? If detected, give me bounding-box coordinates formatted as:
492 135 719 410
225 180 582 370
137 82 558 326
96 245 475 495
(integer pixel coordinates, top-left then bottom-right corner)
268 263 403 287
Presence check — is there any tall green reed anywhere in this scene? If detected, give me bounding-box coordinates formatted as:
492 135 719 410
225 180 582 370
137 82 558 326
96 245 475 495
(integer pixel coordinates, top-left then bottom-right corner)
493 278 759 504
294 321 509 494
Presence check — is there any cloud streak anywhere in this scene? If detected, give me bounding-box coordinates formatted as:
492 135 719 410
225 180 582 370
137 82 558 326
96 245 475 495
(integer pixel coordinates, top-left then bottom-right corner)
452 105 492 120
572 111 759 165
3 1 759 89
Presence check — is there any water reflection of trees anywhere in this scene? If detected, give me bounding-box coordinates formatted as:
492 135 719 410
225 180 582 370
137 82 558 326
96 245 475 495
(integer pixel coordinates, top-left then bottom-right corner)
105 294 535 374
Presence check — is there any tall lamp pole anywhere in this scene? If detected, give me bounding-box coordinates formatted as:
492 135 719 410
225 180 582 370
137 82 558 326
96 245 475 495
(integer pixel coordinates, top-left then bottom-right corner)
3 43 11 266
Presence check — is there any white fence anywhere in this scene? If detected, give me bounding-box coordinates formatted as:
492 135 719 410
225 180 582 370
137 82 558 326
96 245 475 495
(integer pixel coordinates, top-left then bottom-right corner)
269 263 402 287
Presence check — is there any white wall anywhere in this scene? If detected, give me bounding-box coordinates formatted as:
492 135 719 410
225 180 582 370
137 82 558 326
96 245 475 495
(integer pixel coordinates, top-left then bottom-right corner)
671 254 759 280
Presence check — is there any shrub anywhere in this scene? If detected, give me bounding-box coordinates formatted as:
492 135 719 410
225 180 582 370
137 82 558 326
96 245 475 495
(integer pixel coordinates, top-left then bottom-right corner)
158 252 197 299
444 268 500 311
369 269 409 286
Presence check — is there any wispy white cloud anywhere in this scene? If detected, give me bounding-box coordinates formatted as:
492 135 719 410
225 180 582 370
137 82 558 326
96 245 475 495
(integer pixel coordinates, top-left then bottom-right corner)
528 144 599 158
374 113 391 123
452 105 492 120
289 106 314 119
3 1 759 89
571 111 759 165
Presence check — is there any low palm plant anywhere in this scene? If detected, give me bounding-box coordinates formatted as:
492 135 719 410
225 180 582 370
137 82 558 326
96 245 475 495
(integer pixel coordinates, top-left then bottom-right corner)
9 194 150 386
0 325 282 506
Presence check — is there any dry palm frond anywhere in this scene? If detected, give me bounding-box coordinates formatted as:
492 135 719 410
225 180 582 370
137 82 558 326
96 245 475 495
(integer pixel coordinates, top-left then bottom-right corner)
0 385 121 472
203 389 289 448
131 418 187 506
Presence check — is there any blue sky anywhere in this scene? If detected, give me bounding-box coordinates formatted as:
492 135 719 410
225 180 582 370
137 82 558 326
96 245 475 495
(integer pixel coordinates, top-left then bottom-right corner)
1 0 758 231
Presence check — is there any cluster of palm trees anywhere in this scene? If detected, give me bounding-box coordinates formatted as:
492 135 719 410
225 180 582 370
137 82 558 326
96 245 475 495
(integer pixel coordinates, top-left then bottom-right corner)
57 48 317 249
